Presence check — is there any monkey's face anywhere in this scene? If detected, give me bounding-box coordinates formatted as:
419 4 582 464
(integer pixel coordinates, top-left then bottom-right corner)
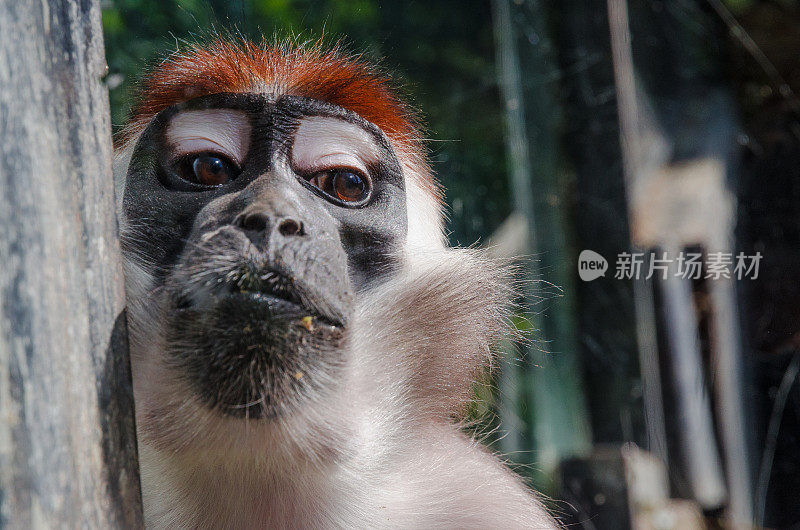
120 93 407 420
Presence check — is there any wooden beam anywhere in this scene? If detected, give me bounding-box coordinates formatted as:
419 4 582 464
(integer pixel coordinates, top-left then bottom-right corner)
0 0 142 526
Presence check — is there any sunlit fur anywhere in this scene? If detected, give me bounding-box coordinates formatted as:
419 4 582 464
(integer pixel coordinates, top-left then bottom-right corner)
115 38 557 528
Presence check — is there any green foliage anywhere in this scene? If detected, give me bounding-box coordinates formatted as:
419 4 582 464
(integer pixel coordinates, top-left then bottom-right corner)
101 0 511 245
723 0 755 13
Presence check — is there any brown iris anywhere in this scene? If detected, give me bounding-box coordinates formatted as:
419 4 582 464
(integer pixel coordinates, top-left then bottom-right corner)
178 154 239 186
307 168 369 203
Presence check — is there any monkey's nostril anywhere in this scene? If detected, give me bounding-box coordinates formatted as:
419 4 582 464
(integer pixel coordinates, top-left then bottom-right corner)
235 212 304 237
278 218 303 237
236 212 269 233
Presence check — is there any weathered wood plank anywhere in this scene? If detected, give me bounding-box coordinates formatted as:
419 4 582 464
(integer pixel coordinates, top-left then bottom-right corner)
607 0 753 525
0 0 142 527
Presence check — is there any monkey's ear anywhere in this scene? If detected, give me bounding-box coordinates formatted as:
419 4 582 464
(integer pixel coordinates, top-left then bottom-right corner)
356 248 519 418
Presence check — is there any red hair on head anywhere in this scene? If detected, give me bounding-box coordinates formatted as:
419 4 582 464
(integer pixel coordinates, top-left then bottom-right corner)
121 37 441 201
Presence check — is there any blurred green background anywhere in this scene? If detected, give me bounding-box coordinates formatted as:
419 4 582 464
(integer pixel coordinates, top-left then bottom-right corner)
102 0 510 246
100 1 800 526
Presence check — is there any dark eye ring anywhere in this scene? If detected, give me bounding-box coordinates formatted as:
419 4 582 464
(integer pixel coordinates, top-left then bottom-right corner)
306 168 371 205
176 153 240 187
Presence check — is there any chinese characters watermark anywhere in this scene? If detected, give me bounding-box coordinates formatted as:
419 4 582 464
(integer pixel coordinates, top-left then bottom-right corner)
578 250 762 282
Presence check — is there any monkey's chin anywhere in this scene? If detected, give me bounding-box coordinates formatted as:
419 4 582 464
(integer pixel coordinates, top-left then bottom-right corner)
167 291 346 419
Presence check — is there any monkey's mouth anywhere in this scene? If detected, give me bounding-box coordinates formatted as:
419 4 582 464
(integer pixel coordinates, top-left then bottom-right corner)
174 264 345 328
168 264 347 419
230 267 303 305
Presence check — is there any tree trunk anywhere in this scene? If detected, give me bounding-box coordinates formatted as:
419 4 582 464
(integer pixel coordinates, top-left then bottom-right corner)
0 0 142 527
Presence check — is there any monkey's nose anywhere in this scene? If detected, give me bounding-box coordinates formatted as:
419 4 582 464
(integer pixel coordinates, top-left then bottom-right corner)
234 211 306 239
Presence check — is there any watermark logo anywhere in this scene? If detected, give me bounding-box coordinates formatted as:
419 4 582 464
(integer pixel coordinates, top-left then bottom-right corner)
577 250 763 281
578 249 608 282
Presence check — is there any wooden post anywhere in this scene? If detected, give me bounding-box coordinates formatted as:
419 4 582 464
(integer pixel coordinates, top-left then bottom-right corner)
607 0 753 525
0 0 142 527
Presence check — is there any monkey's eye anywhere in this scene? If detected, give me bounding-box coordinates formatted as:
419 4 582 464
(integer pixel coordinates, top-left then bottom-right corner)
307 168 370 204
176 153 240 187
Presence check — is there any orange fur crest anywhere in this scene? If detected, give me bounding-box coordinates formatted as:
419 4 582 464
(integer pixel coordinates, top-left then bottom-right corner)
123 38 441 200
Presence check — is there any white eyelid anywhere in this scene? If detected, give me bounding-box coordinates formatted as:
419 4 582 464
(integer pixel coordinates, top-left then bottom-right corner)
291 117 380 176
308 154 369 175
167 109 251 165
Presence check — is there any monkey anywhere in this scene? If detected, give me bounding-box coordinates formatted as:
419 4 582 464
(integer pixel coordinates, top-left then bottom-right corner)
113 38 558 528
